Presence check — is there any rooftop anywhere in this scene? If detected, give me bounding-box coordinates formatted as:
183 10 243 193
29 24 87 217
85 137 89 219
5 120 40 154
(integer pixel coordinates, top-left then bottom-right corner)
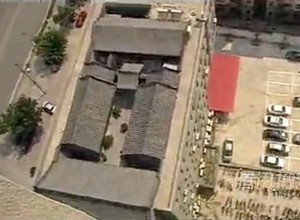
122 70 179 159
61 66 116 155
92 17 187 57
153 11 204 210
117 71 139 90
119 63 144 73
36 156 158 208
0 175 95 220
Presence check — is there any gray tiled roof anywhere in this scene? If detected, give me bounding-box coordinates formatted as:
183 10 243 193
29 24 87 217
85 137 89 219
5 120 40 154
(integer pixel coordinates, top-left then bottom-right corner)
141 69 180 89
92 17 187 57
122 71 179 159
36 156 158 208
61 66 116 153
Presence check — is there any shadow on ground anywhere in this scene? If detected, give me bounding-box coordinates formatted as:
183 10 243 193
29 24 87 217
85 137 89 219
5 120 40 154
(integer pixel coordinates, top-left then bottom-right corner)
33 57 53 78
214 36 297 60
0 126 44 159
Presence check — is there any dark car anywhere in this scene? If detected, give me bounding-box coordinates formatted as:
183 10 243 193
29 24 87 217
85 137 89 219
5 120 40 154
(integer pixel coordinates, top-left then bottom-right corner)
222 138 233 163
293 133 300 145
263 129 288 142
293 96 300 107
285 50 300 62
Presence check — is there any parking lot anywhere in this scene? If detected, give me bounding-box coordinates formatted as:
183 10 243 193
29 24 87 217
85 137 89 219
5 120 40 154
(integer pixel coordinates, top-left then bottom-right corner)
266 70 300 172
209 166 300 220
214 37 300 172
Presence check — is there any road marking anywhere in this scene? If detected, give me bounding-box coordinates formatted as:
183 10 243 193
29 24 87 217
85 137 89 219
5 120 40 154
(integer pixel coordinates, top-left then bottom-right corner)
269 70 298 75
290 119 300 122
266 92 290 97
289 157 300 161
265 71 270 107
287 157 292 170
268 81 300 87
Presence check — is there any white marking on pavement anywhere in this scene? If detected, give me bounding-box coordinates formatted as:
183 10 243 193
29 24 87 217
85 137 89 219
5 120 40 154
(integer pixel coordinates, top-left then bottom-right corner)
268 81 300 87
269 70 298 75
290 119 300 122
289 157 300 161
266 92 290 97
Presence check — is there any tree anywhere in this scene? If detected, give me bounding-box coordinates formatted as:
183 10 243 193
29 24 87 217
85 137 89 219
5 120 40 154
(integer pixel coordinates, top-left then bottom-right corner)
111 106 121 119
53 5 76 27
102 135 114 150
34 28 67 67
0 96 42 146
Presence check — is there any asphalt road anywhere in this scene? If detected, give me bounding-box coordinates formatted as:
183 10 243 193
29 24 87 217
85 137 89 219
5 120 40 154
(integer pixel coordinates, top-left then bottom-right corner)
0 3 48 111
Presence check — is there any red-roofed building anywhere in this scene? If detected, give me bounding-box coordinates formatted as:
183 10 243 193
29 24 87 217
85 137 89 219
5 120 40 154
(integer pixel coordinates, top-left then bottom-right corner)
207 53 240 122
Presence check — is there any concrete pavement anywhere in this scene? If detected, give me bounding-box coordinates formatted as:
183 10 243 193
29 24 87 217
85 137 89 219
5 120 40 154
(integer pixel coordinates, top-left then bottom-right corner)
35 3 103 181
7 3 103 186
0 3 48 111
0 3 102 188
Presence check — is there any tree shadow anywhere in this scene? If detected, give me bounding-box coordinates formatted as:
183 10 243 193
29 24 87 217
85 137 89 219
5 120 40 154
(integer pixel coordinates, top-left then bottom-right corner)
32 57 54 78
21 126 44 156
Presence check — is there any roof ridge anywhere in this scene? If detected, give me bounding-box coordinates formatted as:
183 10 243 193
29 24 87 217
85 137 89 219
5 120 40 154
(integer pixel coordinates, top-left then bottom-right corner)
87 74 116 86
143 81 177 91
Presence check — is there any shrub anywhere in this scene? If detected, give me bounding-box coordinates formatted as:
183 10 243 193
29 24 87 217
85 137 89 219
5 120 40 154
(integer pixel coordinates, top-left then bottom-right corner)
111 106 121 119
120 123 128 133
102 135 114 150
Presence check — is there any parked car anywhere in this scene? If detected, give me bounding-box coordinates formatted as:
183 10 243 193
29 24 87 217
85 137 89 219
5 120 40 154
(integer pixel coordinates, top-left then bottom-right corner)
293 133 300 145
263 129 288 142
286 50 300 60
286 50 300 62
267 142 290 156
222 138 233 163
264 115 289 128
267 104 291 116
260 155 285 169
42 101 56 115
293 96 300 107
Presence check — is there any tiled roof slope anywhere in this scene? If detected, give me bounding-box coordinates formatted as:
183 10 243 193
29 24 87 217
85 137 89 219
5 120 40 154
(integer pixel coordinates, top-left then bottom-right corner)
122 70 179 159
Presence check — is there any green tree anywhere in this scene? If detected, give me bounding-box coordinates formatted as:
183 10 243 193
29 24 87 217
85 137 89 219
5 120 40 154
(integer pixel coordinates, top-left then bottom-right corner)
111 106 121 119
0 96 42 146
102 135 114 150
34 28 67 67
53 5 76 27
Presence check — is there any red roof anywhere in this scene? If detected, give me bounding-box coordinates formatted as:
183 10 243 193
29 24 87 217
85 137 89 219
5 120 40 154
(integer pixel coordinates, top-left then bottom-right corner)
207 53 240 113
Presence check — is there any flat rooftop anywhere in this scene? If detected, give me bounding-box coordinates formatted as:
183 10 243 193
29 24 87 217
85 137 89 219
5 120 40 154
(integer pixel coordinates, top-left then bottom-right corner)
153 5 205 210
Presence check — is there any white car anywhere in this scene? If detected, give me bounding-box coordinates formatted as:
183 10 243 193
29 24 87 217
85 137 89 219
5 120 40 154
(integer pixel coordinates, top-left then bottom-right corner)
260 155 285 169
264 115 289 128
267 105 292 116
267 142 290 155
42 101 56 115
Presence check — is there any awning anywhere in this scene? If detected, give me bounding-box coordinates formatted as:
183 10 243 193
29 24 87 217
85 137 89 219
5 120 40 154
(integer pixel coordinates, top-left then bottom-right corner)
207 53 240 113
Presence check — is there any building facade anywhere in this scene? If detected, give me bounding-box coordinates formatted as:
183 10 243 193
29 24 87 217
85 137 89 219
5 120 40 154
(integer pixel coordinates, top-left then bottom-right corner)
216 0 300 24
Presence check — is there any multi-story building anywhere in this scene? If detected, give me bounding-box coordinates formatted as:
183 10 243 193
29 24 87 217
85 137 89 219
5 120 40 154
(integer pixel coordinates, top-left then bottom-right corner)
216 0 300 24
35 2 217 220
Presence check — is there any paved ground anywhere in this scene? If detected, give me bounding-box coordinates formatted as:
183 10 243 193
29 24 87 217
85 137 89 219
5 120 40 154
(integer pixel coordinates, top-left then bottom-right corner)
214 36 300 171
0 3 102 188
0 3 48 111
0 175 95 220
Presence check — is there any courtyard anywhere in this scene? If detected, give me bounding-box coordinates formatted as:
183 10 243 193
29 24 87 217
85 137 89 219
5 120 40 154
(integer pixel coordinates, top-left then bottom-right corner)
214 36 300 172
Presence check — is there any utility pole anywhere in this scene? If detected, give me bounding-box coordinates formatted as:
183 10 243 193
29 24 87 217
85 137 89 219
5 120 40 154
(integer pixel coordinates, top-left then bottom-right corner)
15 63 46 95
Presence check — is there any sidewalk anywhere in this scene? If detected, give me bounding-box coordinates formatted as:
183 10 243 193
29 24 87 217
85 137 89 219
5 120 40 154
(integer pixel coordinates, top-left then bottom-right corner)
12 3 103 182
